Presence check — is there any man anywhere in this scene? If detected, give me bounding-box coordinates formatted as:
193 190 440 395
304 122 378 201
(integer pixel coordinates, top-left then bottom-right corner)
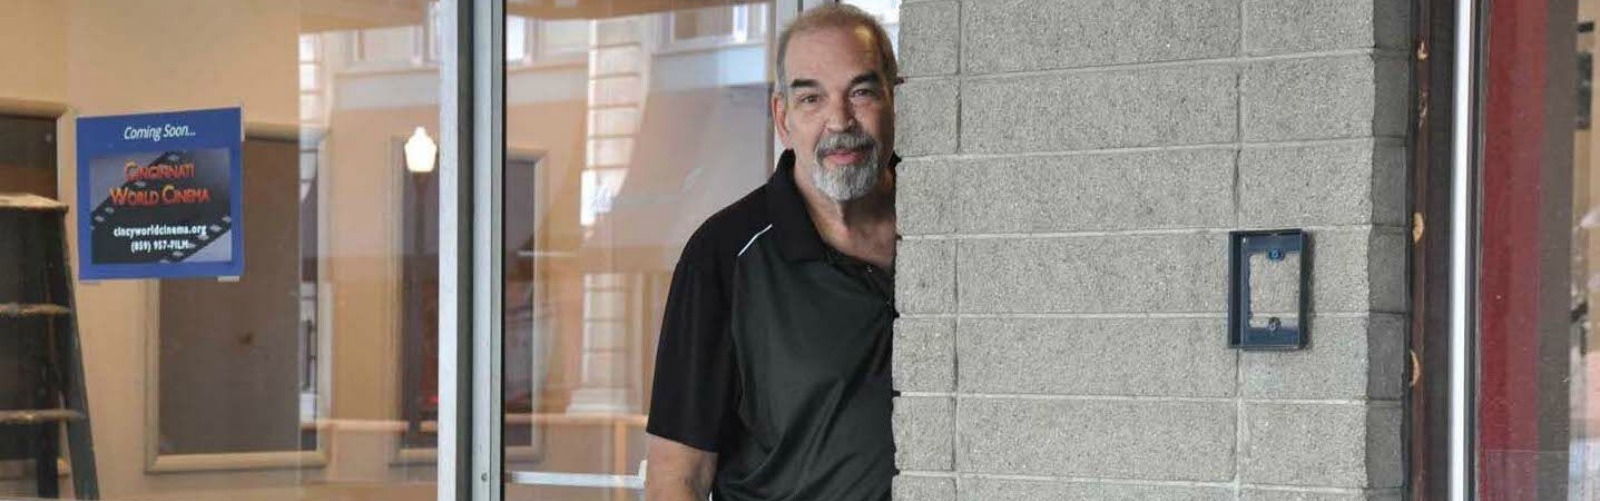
644 4 900 501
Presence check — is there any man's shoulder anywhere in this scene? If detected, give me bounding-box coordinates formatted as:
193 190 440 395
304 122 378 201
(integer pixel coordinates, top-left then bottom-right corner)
679 183 773 267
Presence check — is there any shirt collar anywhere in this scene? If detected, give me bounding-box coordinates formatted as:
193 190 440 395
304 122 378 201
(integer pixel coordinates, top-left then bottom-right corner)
765 149 900 263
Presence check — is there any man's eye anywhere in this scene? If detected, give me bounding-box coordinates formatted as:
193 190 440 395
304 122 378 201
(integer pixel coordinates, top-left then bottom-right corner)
852 88 880 99
798 95 821 104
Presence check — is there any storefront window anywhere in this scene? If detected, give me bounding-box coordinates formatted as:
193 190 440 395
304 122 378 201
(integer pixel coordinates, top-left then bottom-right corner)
0 1 453 499
844 0 900 51
1477 0 1600 498
499 1 778 498
0 1 923 499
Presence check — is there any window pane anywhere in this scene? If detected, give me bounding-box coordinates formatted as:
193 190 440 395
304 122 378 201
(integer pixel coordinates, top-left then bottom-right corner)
1477 1 1600 498
672 6 734 41
540 20 589 57
299 35 320 63
508 16 529 62
0 1 451 499
846 0 900 24
357 25 418 65
843 0 900 51
503 4 774 499
299 64 320 90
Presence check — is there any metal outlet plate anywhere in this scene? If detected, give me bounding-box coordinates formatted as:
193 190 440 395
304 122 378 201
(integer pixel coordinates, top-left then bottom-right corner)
1228 229 1311 350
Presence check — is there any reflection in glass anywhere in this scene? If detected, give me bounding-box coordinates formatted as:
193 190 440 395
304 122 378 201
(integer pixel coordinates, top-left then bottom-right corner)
0 0 455 499
502 3 775 499
1572 18 1600 498
159 138 317 456
1478 3 1600 499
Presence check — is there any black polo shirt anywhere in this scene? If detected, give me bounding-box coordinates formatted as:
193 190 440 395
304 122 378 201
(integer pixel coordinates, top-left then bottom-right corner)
647 150 897 501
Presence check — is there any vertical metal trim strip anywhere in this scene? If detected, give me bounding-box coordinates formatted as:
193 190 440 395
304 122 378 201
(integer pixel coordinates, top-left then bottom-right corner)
470 0 506 499
439 0 473 499
1449 0 1481 498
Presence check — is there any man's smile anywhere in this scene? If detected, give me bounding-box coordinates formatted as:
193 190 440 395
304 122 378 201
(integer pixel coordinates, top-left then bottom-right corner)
822 147 868 165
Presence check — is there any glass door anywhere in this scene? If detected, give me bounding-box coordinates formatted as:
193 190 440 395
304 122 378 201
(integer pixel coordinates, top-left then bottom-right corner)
496 1 787 499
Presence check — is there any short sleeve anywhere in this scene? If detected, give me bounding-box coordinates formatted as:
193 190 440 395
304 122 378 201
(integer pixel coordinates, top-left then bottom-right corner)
646 252 737 453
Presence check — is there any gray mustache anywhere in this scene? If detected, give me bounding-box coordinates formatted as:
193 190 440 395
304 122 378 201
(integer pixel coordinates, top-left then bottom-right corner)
816 131 875 155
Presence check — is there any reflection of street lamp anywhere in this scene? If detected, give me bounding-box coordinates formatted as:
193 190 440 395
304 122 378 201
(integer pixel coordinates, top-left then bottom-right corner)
403 126 436 444
404 127 438 173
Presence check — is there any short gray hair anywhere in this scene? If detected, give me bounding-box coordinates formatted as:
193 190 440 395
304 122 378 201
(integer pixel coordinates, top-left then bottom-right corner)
774 4 899 96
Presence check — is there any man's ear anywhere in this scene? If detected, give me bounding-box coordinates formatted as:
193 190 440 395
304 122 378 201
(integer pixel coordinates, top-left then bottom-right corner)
771 91 792 149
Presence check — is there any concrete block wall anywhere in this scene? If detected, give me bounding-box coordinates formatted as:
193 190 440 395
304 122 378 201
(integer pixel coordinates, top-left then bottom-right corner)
891 0 1410 499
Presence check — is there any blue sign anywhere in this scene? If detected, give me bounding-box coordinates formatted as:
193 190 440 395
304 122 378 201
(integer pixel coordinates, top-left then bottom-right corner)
76 107 244 279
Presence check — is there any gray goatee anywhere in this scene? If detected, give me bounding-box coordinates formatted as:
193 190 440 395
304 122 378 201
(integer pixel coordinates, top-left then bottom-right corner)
811 129 882 202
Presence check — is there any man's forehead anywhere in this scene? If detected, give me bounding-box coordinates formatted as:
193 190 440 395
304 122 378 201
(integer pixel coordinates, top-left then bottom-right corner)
783 25 881 74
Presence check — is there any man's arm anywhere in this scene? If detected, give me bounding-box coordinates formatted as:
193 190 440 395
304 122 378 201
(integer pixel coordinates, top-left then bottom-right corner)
645 434 717 501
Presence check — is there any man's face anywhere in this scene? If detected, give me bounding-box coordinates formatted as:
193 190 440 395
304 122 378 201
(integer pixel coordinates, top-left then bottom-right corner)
774 25 895 202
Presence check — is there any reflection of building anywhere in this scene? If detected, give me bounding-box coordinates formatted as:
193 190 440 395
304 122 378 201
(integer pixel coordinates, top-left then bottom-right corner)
305 0 785 479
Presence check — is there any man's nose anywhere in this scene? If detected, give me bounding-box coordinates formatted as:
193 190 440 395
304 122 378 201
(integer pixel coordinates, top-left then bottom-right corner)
825 98 856 132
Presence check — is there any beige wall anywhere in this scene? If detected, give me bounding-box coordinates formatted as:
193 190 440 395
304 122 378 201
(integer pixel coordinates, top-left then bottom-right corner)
34 1 307 500
0 0 68 110
60 1 306 499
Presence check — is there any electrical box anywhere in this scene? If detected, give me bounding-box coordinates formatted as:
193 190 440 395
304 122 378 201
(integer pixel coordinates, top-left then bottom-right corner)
1228 229 1311 350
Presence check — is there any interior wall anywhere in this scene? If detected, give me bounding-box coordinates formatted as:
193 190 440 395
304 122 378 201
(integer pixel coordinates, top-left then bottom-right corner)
0 0 67 109
53 1 309 499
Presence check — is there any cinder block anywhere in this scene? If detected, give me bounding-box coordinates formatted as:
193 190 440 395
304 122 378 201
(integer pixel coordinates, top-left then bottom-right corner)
960 477 1233 501
1239 141 1407 227
893 396 954 471
1240 403 1403 488
963 0 1238 74
894 317 955 393
896 158 958 236
957 234 1228 314
897 238 956 314
958 398 1236 481
1242 55 1408 141
1373 57 1410 139
955 149 1235 233
1242 314 1406 400
1242 0 1410 55
1366 229 1407 312
1366 406 1404 488
895 78 959 156
957 317 1236 397
1241 488 1404 501
1373 0 1412 52
962 65 1237 153
1307 228 1406 314
1370 145 1408 226
900 1 960 77
894 475 955 501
